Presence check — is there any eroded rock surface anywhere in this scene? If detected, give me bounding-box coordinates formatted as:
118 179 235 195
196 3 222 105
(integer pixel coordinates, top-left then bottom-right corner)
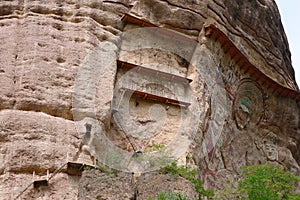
78 170 135 200
136 173 198 199
78 170 198 200
0 0 299 199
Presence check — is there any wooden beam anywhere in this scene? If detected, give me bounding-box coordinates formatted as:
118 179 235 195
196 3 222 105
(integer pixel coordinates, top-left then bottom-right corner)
121 14 157 27
122 13 196 44
248 68 259 77
230 50 239 60
117 60 192 85
224 43 234 54
121 88 191 107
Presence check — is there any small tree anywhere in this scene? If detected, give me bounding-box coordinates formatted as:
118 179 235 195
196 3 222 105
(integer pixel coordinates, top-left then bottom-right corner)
238 164 300 200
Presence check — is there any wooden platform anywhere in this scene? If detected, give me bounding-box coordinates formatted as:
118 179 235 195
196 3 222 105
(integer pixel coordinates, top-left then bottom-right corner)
33 179 48 188
32 170 49 188
66 162 95 176
121 87 191 108
117 60 192 85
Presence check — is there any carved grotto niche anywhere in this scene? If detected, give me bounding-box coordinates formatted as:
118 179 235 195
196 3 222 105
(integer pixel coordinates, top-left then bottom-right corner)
102 13 200 156
109 56 193 153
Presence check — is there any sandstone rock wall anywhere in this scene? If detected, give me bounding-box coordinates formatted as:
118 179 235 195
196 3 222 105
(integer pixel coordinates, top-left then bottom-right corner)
0 0 299 199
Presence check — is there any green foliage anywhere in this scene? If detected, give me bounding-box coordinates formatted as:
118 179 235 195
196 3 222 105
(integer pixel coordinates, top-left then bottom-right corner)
214 175 242 200
145 142 166 153
287 194 300 200
95 163 118 175
83 163 117 175
238 164 300 200
151 143 166 152
159 161 196 180
83 165 94 171
147 152 174 169
148 190 189 200
159 161 214 200
96 174 116 182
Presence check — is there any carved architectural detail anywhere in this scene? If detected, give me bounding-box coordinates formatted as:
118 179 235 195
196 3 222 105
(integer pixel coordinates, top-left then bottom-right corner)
116 60 192 107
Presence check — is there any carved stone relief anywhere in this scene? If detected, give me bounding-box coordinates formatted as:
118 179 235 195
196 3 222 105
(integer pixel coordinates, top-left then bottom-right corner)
233 79 264 130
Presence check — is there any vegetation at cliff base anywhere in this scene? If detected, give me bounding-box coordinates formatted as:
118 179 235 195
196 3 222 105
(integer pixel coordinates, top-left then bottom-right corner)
148 190 189 200
158 161 214 200
238 164 300 200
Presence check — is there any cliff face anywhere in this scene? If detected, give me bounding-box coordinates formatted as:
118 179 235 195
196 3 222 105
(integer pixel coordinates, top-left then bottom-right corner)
0 0 299 199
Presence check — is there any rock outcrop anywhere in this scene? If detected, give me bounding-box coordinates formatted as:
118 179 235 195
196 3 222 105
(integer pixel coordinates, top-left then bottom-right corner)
78 169 198 200
0 0 299 199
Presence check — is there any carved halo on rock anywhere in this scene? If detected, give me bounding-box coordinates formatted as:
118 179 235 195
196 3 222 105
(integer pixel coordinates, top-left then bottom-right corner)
233 78 264 130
